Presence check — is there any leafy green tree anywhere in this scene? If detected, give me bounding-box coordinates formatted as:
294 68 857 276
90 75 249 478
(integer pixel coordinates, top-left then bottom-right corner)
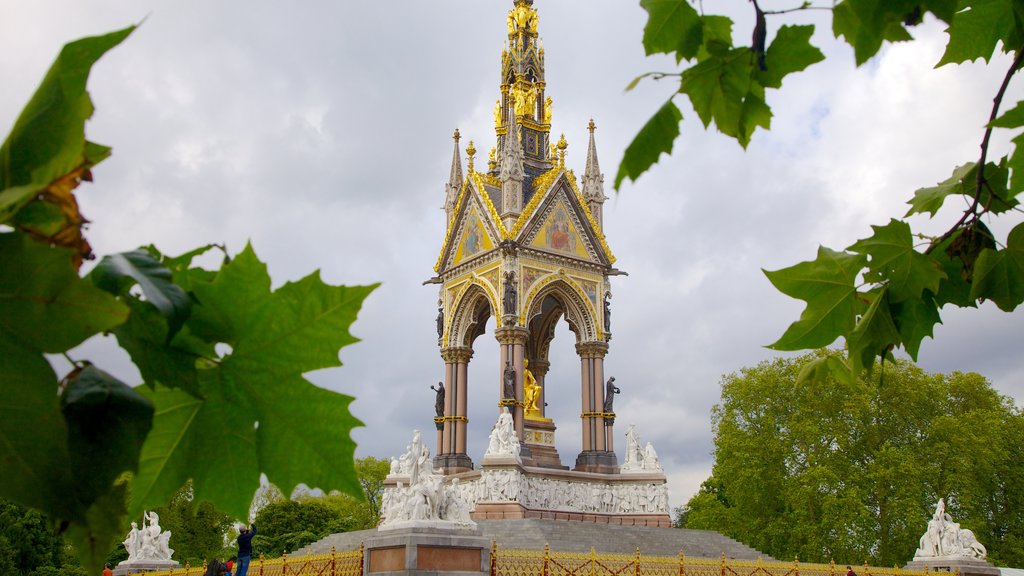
252 499 344 557
621 0 1024 381
147 481 233 566
682 354 1024 566
0 500 88 576
316 456 390 531
0 28 375 573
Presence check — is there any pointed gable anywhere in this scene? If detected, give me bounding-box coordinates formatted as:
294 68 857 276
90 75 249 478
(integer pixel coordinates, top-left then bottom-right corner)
453 204 496 266
515 169 615 265
435 176 505 273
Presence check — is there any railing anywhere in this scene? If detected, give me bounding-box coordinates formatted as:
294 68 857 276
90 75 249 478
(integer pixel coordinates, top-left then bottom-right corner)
126 545 364 576
129 540 948 576
490 545 945 576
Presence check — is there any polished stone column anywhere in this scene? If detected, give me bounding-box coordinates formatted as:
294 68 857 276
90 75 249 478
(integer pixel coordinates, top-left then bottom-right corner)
574 341 617 473
495 326 532 463
435 346 473 473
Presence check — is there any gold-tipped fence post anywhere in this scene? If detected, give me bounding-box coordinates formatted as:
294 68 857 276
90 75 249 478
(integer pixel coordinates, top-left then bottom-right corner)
491 541 498 576
259 552 265 576
283 550 289 575
544 544 550 576
679 550 686 576
795 556 800 576
830 559 836 576
721 553 727 576
331 545 337 576
591 546 597 576
635 547 641 576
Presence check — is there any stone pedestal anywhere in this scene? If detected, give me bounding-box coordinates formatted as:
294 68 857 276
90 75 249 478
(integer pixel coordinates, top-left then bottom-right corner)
434 453 474 474
365 525 491 576
904 558 1000 576
523 419 566 469
574 450 619 474
113 561 180 576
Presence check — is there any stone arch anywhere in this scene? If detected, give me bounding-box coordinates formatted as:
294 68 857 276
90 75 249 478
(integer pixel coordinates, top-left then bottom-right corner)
448 281 497 348
522 275 597 343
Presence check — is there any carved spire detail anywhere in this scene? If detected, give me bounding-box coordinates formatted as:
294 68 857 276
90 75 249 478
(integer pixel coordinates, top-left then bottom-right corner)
582 119 607 229
444 129 463 222
500 105 525 224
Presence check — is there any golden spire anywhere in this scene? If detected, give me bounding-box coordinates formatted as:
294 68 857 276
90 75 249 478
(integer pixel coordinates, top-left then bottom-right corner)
467 140 477 172
556 133 568 166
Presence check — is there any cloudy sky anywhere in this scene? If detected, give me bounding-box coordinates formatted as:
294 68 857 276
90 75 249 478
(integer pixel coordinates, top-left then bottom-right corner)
3 1 1021 510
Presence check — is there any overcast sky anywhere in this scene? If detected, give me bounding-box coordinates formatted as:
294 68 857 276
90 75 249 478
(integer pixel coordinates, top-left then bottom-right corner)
3 1 1021 511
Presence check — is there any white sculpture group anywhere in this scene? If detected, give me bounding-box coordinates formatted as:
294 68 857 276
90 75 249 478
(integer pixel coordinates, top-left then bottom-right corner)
484 408 521 462
122 511 174 563
381 430 476 529
620 424 663 473
914 498 987 560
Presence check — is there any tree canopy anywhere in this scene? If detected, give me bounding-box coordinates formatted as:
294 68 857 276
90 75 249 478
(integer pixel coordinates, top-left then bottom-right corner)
680 354 1024 566
621 0 1024 382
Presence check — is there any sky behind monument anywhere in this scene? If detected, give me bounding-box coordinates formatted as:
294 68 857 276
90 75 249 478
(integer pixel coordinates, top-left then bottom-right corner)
2 0 1021 509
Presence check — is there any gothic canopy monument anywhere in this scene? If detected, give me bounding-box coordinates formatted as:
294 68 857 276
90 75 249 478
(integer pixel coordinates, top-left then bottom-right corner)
384 0 670 528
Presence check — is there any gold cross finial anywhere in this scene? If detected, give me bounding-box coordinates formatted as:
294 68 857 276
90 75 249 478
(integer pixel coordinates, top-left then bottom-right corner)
453 128 461 142
588 119 596 134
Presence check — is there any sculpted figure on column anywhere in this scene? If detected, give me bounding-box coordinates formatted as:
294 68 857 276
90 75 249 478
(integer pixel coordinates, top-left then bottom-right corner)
502 360 515 400
603 377 619 413
523 359 542 417
430 382 445 419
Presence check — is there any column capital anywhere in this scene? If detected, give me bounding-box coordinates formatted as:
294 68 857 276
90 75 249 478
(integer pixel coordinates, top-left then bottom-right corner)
575 341 609 358
441 346 474 363
494 326 529 345
529 358 551 378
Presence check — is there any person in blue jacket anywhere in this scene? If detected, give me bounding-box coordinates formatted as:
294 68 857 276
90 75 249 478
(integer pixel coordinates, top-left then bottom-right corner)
235 524 256 576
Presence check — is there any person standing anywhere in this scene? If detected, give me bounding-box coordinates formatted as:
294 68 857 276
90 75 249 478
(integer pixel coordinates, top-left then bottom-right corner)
235 524 256 576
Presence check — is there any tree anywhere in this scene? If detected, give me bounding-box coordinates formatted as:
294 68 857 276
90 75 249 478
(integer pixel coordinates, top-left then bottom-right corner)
0 28 375 573
681 354 1024 566
147 481 233 566
0 500 88 576
315 456 391 532
252 499 344 557
620 0 1024 381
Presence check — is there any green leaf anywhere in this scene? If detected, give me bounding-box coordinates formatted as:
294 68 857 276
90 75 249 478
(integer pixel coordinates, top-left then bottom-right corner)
833 0 915 65
969 222 1024 310
61 365 154 511
930 232 975 308
640 0 703 61
129 245 377 519
891 291 942 359
113 298 209 396
0 334 79 521
757 25 825 89
65 482 129 576
937 0 1021 66
681 48 771 147
615 100 683 189
700 15 735 58
1007 135 1024 198
846 287 900 375
91 249 192 337
990 99 1024 128
765 247 869 350
0 232 128 353
905 163 977 217
848 219 946 302
0 27 134 223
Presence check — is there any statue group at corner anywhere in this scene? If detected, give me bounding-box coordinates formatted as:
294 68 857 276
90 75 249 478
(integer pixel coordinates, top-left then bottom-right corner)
122 511 174 563
914 498 987 560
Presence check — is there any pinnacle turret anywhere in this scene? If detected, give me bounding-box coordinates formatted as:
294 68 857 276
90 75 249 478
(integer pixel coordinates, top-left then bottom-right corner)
444 129 463 223
500 105 525 228
582 119 606 229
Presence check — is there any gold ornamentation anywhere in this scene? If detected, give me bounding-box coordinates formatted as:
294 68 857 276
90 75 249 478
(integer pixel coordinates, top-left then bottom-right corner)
494 99 502 128
488 147 497 172
466 140 476 172
519 273 599 339
523 359 544 419
556 133 568 165
544 96 553 125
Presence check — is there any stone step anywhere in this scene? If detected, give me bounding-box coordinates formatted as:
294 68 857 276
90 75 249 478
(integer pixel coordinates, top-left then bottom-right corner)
294 519 770 561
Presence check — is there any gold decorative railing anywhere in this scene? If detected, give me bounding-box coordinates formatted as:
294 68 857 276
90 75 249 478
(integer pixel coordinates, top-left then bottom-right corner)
127 540 946 576
126 545 363 576
490 545 943 576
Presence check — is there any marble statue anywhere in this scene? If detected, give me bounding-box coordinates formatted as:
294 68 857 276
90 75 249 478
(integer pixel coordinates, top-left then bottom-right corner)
484 408 521 461
379 430 476 530
643 442 663 472
621 424 644 471
914 498 987 560
122 511 174 563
